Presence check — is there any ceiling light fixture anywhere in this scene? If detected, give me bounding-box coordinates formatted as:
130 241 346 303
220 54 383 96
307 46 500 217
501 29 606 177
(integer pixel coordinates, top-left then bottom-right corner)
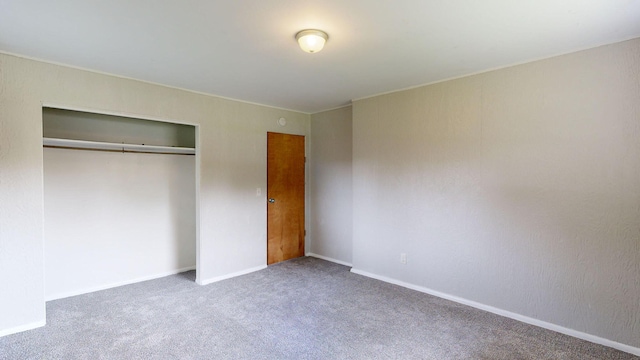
295 29 328 53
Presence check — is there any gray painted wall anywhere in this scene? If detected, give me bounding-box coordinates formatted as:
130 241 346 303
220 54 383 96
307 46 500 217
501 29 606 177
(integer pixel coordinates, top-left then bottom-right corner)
352 39 640 349
310 106 353 265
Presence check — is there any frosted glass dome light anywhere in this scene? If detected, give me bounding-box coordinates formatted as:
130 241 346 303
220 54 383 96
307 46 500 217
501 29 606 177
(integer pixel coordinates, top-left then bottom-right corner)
295 29 328 53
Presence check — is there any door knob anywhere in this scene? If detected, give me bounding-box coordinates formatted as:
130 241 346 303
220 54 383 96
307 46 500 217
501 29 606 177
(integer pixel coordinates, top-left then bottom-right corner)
268 198 275 203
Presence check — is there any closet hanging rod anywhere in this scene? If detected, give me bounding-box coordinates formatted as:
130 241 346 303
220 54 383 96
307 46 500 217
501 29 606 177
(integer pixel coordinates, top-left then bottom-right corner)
42 137 195 155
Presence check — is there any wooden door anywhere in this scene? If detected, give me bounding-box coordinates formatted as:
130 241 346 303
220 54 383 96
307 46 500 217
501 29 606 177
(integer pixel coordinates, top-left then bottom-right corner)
267 132 305 265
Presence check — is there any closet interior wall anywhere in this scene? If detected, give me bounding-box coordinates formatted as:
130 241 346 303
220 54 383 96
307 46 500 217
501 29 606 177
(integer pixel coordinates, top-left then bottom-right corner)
42 108 197 300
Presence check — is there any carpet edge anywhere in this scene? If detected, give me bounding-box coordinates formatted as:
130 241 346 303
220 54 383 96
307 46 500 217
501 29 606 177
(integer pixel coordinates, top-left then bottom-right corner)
46 266 197 301
306 253 353 267
349 267 640 357
197 265 267 286
0 320 46 338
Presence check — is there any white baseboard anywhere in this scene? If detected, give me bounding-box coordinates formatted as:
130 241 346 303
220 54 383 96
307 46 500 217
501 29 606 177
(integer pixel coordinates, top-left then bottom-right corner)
0 320 46 338
350 268 640 357
197 265 267 286
46 266 197 301
306 253 353 267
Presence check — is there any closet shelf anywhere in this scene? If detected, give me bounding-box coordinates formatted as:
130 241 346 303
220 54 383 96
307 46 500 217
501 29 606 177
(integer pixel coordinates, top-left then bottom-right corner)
43 137 195 155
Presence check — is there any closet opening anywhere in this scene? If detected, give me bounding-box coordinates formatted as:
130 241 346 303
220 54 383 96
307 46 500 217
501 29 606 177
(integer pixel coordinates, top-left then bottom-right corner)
42 107 198 301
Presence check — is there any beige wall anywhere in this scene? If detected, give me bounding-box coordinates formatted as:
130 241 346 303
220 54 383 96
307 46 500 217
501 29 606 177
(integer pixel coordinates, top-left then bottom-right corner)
0 53 310 334
310 106 353 265
352 38 640 350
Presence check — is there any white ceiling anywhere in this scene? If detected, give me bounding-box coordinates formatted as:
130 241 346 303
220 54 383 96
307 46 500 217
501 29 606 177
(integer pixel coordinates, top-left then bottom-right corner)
1 1 639 113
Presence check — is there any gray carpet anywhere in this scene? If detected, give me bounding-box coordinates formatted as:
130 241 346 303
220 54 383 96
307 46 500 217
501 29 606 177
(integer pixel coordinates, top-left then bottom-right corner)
0 257 636 359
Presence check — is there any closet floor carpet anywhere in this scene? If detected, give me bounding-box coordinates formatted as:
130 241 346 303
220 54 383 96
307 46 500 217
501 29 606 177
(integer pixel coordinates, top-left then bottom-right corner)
0 257 636 359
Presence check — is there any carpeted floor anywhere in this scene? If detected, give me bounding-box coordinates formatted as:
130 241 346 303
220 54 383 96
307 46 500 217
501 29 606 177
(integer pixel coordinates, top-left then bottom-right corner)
0 257 637 359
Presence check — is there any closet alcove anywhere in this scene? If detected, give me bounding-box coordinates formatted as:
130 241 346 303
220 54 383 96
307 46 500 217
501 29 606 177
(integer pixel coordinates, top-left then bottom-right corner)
42 107 197 300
